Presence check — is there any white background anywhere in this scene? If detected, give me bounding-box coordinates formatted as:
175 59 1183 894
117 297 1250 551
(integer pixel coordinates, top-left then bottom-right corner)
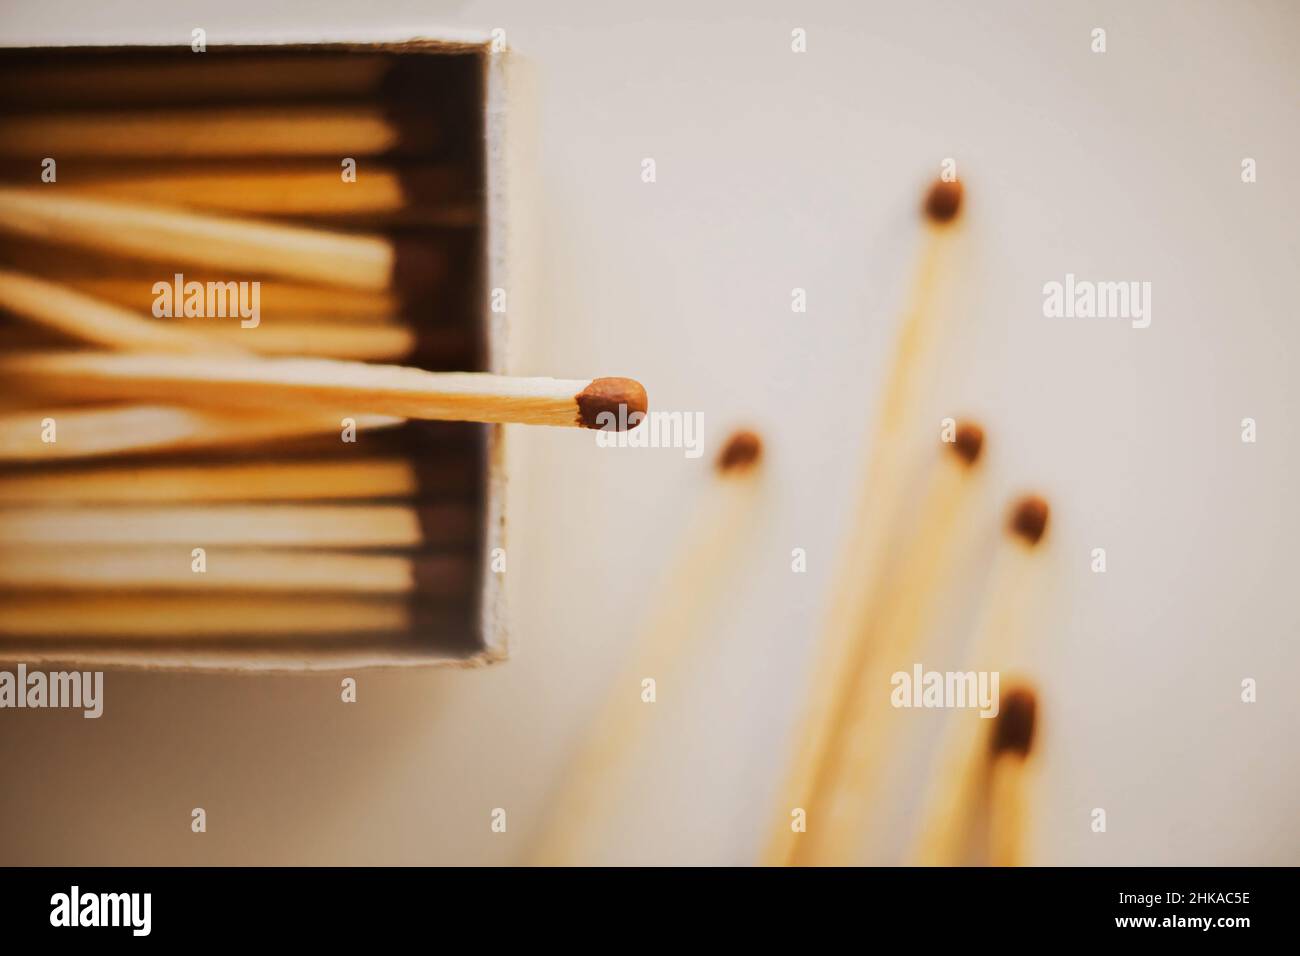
0 0 1296 864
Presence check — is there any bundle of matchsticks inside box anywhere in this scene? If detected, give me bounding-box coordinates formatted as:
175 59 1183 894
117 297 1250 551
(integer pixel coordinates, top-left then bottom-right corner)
0 46 497 663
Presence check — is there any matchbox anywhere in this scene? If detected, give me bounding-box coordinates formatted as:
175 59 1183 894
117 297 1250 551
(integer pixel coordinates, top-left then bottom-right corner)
0 33 512 671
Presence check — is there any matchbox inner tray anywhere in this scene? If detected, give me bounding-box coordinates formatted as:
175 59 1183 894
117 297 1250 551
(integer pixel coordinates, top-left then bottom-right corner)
0 39 509 671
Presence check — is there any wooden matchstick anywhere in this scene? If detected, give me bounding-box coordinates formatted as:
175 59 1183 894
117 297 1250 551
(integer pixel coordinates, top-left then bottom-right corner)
0 267 403 322
0 105 437 159
763 179 965 867
41 163 477 224
0 456 468 504
988 687 1037 867
0 273 459 363
910 497 1049 866
194 321 438 363
0 502 473 549
530 430 764 865
0 268 239 353
0 190 419 290
0 404 403 462
0 593 424 638
789 424 986 866
0 318 422 363
1 351 649 430
0 549 470 597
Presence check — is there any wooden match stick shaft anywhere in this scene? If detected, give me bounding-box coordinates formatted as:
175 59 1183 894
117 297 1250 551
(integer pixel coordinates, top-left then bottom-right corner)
765 250 954 853
985 687 1037 867
45 164 475 222
0 296 439 363
0 269 403 322
0 593 414 637
0 105 436 159
911 688 1003 865
763 206 962 866
987 752 1030 867
1 352 648 429
531 432 763 865
0 190 397 289
0 502 472 548
196 321 424 362
85 281 403 323
791 434 983 866
0 268 238 353
910 502 1048 866
0 456 466 504
0 404 402 462
0 549 469 596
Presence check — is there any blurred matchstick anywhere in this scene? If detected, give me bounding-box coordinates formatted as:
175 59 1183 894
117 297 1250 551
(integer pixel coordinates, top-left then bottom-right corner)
0 318 428 363
0 549 470 597
0 404 403 462
988 686 1037 867
0 105 437 159
764 178 966 866
0 190 428 290
790 423 985 866
0 263 404 322
530 429 764 865
0 502 473 548
39 163 477 224
0 593 447 639
0 272 463 363
0 268 239 353
0 456 469 504
909 496 1049 866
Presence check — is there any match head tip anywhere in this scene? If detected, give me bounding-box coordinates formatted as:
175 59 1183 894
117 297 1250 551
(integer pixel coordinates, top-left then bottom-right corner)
1009 495 1050 546
576 377 648 430
992 687 1037 757
924 178 964 225
716 429 763 475
948 421 984 466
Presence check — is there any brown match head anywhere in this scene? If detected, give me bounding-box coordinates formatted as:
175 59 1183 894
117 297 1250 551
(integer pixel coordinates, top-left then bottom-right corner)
716 429 763 475
947 421 984 466
1008 495 1050 546
576 377 648 430
991 687 1038 758
923 178 964 225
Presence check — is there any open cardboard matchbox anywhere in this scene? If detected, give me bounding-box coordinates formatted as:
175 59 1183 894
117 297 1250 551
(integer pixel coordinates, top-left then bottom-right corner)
0 34 511 671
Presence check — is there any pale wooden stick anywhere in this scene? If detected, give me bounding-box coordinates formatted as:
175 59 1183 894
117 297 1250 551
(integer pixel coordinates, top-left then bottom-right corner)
0 268 239 353
531 431 763 865
49 164 475 222
0 303 427 362
0 502 472 548
0 456 465 504
0 404 402 462
0 105 435 159
910 499 1049 866
0 549 468 596
763 181 964 866
987 687 1037 867
2 351 648 430
790 427 984 866
208 321 423 361
0 593 413 638
42 277 402 321
0 190 396 289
